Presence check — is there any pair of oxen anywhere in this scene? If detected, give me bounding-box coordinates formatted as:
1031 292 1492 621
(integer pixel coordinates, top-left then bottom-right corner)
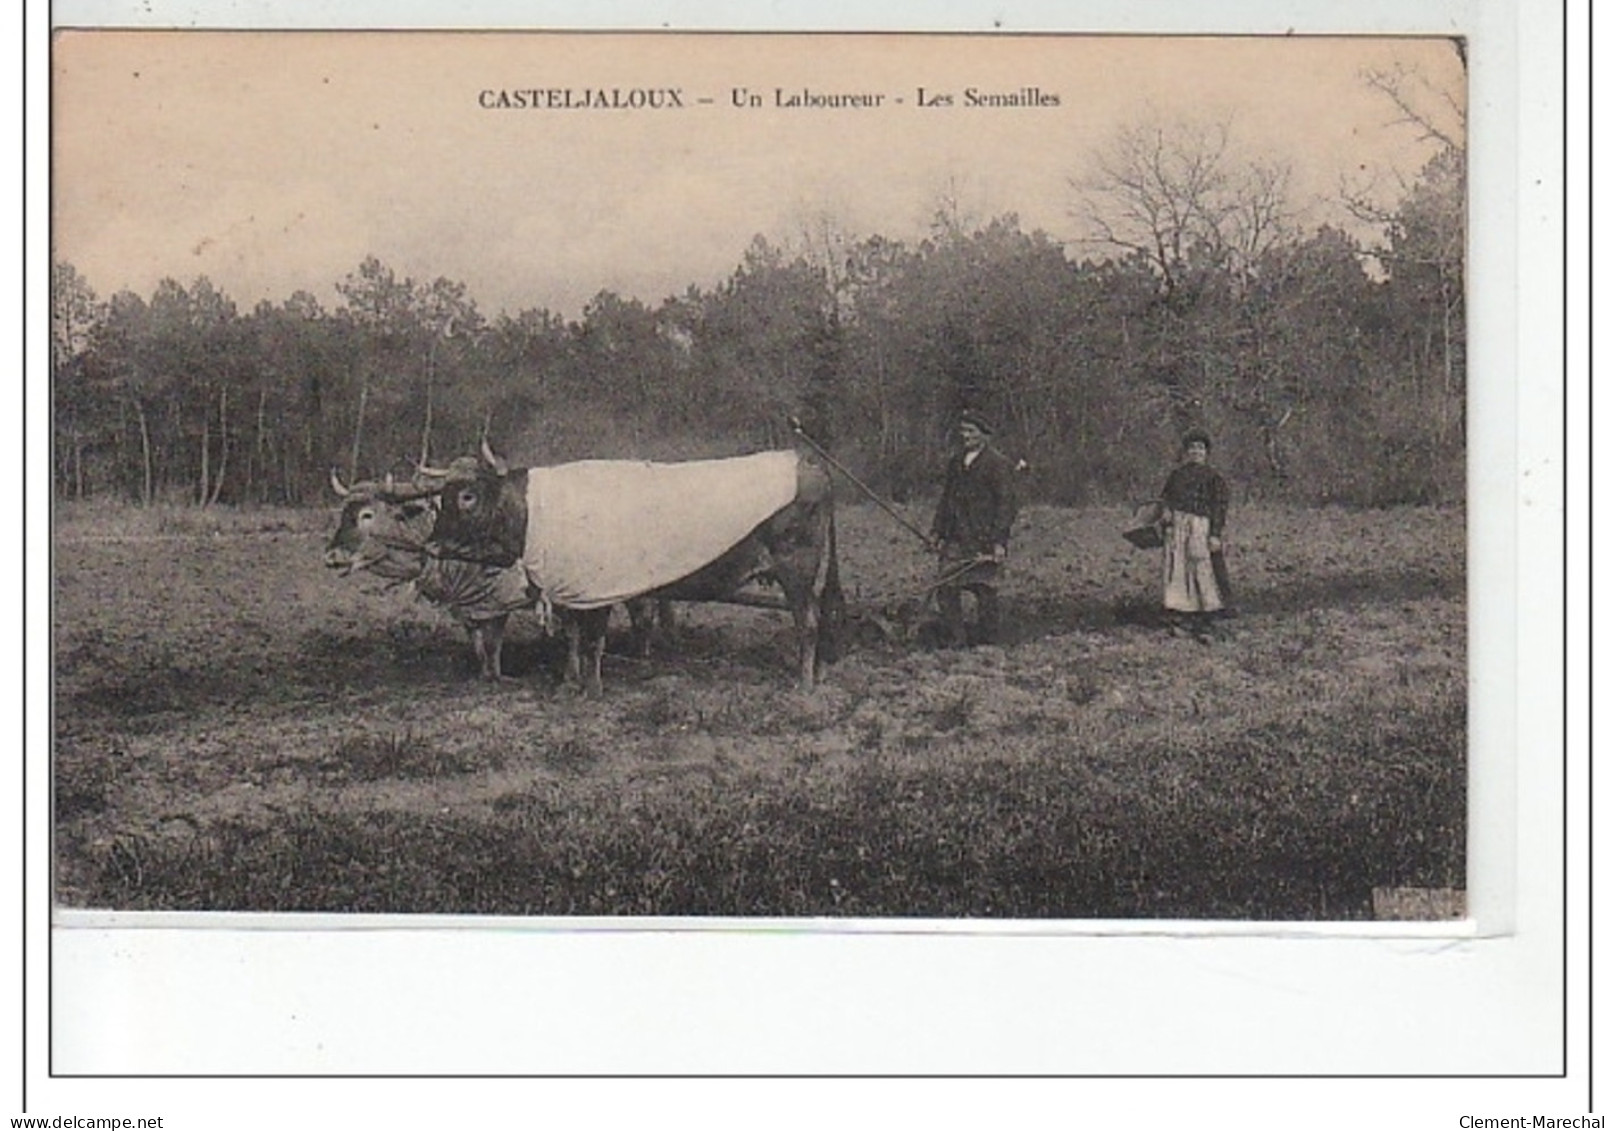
324 442 845 694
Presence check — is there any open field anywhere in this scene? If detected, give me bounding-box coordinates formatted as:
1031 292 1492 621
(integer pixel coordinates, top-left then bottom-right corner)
53 498 1465 919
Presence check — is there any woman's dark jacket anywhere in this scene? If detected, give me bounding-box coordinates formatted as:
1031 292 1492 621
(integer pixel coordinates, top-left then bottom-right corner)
1161 463 1230 537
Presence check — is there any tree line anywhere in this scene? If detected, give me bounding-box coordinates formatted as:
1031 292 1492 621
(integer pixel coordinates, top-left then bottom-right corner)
52 111 1464 510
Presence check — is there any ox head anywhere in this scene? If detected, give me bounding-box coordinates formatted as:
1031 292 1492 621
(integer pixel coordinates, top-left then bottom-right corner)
417 439 527 568
324 469 442 580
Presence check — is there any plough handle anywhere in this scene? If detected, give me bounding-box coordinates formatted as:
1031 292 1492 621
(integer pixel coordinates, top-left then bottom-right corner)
790 417 936 549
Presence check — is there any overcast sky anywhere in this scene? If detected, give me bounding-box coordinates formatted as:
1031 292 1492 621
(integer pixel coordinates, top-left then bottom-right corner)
52 31 1465 320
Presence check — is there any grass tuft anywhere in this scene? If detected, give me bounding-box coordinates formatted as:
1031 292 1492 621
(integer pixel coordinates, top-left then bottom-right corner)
539 737 600 775
325 730 498 781
922 692 976 733
56 746 120 819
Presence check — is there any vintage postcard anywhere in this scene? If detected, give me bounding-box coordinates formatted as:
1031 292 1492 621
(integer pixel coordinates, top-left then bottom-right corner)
50 30 1471 926
32 7 1586 1102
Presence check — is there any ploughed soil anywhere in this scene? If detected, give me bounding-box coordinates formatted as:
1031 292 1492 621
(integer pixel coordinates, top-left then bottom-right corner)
52 499 1465 920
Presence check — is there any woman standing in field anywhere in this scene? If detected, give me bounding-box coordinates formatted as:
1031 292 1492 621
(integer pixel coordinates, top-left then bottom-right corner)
1159 429 1233 642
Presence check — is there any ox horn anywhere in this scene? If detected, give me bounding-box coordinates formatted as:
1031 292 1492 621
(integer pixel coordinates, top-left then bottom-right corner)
329 467 352 498
480 437 509 476
415 460 454 478
374 469 449 500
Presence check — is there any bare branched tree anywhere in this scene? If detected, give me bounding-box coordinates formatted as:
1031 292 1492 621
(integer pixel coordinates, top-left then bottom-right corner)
1070 117 1295 293
1225 159 1296 273
1343 49 1467 440
1340 52 1467 232
928 173 986 242
1362 61 1467 154
789 205 859 319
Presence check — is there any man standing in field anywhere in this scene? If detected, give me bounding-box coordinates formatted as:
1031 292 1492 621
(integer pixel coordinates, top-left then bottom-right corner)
930 409 1020 647
1159 428 1234 642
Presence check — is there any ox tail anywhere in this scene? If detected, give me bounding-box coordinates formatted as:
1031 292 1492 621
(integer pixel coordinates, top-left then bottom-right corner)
816 506 846 666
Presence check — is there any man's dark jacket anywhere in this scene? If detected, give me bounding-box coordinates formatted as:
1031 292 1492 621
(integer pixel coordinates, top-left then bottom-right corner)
932 446 1020 554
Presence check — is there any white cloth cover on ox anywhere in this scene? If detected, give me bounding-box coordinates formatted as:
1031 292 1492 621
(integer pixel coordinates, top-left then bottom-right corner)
521 451 802 609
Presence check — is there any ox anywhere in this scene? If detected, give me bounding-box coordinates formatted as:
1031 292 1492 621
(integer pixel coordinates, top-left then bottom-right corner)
325 471 535 679
419 442 844 695
325 470 672 682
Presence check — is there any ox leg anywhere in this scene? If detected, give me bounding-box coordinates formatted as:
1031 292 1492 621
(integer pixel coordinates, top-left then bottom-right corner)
561 607 611 697
626 597 678 658
779 557 840 692
786 589 819 693
627 598 656 659
586 612 608 697
788 513 843 689
483 615 509 680
467 616 509 681
562 613 583 688
580 607 610 697
820 581 846 672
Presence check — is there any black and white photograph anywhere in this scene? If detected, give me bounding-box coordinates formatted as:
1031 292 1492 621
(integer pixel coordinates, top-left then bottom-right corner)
49 29 1473 923
25 0 1589 1107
